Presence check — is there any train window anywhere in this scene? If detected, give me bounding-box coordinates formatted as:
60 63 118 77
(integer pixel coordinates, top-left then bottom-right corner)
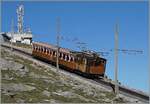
43 48 45 52
102 60 105 64
37 46 38 51
103 60 105 64
46 48 48 53
65 55 67 61
48 49 50 54
38 47 40 51
78 57 80 61
43 47 45 52
59 53 61 58
46 48 49 54
46 48 48 54
53 51 56 55
42 47 44 52
55 52 57 56
66 55 69 61
69 55 72 62
101 60 104 64
48 50 50 54
41 47 43 52
33 45 35 50
43 47 46 53
39 47 41 51
33 46 35 50
61 53 64 59
70 57 72 61
44 47 46 53
39 47 42 52
63 54 66 60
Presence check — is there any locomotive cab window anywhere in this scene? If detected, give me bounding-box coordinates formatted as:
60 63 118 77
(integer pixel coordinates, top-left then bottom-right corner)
101 60 104 64
95 60 100 66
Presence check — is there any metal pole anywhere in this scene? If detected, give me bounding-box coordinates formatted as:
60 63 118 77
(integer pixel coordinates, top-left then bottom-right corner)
148 1 150 104
0 1 1 103
11 18 14 51
114 22 119 96
56 17 60 71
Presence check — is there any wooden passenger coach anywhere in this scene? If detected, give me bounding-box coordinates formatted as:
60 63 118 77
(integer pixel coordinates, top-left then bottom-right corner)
32 42 107 77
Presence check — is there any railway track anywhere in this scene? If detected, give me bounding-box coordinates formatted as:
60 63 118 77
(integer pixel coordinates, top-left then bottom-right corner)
1 43 149 103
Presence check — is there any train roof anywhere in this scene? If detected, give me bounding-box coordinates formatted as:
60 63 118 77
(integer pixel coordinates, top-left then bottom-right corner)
33 42 106 61
33 42 71 54
72 51 106 60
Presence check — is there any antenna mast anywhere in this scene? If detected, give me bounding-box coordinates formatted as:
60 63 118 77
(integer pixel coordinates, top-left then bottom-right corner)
17 4 24 34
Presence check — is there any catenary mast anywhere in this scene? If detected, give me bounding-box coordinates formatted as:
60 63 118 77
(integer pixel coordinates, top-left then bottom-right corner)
114 22 119 96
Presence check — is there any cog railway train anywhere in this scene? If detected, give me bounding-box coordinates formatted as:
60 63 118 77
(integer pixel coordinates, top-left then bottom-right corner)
32 42 107 77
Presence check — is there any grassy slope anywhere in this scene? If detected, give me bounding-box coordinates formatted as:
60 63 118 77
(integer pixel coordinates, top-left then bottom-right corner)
1 49 126 103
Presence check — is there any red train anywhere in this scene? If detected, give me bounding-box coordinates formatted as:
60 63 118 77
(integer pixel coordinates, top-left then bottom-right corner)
32 42 107 77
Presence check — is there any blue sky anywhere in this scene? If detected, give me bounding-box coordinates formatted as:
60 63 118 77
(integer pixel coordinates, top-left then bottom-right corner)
1 1 149 93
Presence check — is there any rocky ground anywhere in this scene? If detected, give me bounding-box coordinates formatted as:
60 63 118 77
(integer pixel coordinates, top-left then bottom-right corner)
1 48 139 103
